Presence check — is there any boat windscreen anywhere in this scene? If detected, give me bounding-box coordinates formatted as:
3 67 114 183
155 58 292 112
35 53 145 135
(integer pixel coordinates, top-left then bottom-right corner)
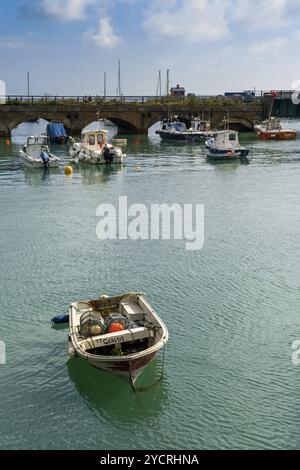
171 122 186 132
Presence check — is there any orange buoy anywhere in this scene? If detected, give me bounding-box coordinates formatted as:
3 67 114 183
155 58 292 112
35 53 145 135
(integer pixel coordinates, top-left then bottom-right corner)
64 165 73 176
107 322 125 334
5 139 10 145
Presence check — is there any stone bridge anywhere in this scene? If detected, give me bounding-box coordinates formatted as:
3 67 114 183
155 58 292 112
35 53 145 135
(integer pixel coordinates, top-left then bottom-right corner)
0 102 264 136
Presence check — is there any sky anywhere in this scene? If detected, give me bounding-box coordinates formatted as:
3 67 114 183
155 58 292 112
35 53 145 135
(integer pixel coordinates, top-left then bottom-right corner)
0 0 299 96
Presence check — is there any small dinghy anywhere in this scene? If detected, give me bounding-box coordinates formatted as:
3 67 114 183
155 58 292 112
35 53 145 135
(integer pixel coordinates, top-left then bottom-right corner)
69 129 125 165
20 135 59 168
68 292 169 384
205 130 249 161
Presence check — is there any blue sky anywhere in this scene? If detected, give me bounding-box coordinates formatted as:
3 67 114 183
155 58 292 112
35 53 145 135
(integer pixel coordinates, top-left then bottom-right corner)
0 0 299 96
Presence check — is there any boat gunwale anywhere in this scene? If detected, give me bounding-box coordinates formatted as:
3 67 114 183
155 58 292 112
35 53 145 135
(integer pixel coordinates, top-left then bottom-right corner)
69 294 168 363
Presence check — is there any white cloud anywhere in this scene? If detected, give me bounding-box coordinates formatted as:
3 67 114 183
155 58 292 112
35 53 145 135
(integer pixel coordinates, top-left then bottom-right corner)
0 36 27 48
249 37 289 55
233 0 294 30
143 0 230 42
41 0 95 22
142 0 298 43
83 16 122 48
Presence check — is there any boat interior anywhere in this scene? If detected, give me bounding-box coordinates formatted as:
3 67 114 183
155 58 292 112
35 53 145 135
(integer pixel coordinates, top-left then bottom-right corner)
70 293 163 357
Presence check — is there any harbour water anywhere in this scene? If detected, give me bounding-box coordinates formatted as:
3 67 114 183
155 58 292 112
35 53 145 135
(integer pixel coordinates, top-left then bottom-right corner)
1 121 300 449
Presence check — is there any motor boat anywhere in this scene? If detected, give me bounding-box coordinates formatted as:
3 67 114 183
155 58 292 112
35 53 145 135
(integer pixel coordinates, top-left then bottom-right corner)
69 129 125 165
20 135 59 168
254 117 296 140
68 292 169 385
206 130 249 161
156 117 212 141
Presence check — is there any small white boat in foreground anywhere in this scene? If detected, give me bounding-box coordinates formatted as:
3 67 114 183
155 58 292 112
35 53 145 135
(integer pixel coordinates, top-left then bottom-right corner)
69 129 125 165
20 135 59 168
205 130 250 161
68 292 169 384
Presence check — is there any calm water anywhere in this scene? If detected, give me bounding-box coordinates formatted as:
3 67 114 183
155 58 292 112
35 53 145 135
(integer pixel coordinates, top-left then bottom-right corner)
1 120 300 450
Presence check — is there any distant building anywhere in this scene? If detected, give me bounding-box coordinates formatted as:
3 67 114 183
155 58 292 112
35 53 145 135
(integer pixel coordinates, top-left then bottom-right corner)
170 84 185 98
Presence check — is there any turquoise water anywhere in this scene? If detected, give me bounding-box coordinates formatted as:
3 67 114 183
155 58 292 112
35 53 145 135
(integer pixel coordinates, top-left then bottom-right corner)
1 121 300 450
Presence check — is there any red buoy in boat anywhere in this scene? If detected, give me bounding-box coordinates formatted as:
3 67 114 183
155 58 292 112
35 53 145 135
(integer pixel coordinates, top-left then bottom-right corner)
108 322 125 333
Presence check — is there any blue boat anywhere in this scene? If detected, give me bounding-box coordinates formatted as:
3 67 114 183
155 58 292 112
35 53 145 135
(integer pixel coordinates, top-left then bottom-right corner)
205 130 249 161
46 122 68 144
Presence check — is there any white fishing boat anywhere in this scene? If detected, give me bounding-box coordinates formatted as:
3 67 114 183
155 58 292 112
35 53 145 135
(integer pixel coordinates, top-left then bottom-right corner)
68 292 169 384
20 135 59 168
205 130 249 161
69 129 125 165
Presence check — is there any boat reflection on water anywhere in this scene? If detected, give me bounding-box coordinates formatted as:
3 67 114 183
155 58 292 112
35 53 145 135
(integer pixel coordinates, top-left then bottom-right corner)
21 166 60 186
78 163 123 185
206 154 250 169
67 356 169 421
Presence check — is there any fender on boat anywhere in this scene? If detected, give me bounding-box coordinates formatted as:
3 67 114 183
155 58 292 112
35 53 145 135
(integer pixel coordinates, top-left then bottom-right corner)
51 314 69 324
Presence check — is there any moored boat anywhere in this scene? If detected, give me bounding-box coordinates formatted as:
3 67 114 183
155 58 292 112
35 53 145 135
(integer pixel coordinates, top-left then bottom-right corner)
20 135 59 168
69 129 125 165
68 292 169 384
156 117 212 141
254 117 296 140
206 130 249 161
46 122 69 144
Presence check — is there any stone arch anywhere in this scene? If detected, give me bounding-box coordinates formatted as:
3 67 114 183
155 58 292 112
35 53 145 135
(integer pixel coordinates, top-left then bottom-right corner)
214 117 254 132
8 114 72 135
107 117 138 134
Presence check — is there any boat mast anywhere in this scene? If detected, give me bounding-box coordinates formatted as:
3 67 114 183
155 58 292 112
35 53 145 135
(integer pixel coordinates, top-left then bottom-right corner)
117 59 122 98
27 72 30 98
156 70 162 99
104 71 107 99
166 69 170 96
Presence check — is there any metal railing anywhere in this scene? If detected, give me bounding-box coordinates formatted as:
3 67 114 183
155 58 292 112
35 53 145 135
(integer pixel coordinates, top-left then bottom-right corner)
0 91 292 105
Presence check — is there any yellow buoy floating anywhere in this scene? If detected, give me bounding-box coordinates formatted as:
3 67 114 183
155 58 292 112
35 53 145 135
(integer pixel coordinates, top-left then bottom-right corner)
64 166 73 176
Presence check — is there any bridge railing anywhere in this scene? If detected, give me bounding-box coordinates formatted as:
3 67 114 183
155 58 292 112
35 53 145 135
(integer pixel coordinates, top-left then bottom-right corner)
0 91 295 105
0 94 266 105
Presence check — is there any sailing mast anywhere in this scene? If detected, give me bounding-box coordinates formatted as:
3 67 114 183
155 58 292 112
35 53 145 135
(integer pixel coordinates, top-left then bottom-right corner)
117 59 122 97
156 70 162 98
166 69 170 96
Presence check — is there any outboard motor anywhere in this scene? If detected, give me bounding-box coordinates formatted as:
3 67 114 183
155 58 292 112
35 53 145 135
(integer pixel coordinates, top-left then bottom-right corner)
40 150 50 167
103 146 114 164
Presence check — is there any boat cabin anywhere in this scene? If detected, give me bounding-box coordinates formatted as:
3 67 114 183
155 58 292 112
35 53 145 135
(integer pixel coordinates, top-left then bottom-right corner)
81 130 108 150
190 120 211 132
24 135 50 157
27 135 50 147
260 117 282 131
212 130 240 149
161 121 187 132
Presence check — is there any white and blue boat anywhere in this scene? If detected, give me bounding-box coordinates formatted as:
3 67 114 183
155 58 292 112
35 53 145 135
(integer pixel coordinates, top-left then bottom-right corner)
205 130 249 161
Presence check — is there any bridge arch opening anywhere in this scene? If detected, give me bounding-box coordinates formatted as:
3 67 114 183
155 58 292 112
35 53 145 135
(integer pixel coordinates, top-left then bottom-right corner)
10 117 71 143
82 120 118 137
215 118 253 132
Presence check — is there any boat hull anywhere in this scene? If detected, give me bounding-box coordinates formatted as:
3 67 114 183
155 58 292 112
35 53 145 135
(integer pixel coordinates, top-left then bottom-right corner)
87 351 157 382
20 153 59 168
156 131 209 141
206 145 249 161
255 129 297 140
